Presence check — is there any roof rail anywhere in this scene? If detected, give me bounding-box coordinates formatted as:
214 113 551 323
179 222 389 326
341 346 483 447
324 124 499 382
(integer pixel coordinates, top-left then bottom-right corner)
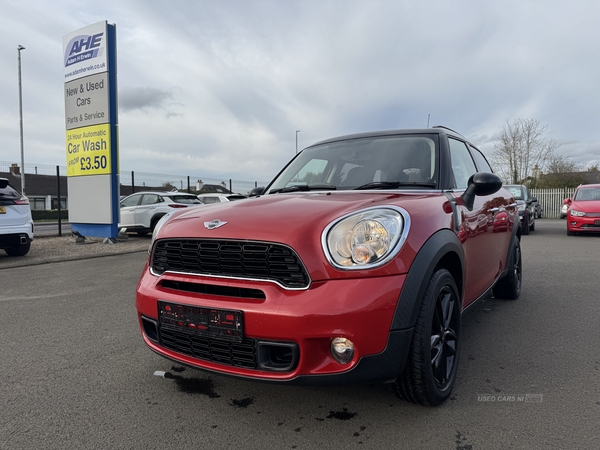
432 125 464 137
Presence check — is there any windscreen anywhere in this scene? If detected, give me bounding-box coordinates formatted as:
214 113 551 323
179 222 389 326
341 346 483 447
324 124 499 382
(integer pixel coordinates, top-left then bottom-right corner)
267 135 438 193
574 187 600 201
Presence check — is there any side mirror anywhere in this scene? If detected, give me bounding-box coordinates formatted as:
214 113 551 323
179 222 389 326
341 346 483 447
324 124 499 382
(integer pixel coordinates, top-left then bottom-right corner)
531 196 538 203
248 186 265 197
461 172 502 211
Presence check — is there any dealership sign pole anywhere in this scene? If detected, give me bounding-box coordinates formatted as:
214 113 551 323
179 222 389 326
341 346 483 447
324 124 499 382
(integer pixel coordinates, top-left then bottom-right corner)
63 21 119 241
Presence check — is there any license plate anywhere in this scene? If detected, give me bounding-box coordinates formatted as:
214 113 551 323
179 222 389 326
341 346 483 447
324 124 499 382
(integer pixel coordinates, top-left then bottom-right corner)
0 206 5 214
158 301 243 342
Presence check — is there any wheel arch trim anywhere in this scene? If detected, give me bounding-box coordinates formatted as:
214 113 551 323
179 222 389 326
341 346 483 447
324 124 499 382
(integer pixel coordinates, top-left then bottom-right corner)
391 229 465 330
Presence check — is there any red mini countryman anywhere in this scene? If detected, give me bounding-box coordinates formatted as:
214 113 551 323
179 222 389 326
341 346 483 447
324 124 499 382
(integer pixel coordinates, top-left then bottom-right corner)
136 127 521 406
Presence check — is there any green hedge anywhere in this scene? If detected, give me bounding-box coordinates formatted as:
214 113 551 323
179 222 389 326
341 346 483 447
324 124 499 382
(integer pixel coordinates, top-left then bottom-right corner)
32 209 69 221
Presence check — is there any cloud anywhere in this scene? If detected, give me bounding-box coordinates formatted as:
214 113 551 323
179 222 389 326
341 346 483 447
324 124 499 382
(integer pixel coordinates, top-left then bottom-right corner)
1 0 600 182
119 86 176 112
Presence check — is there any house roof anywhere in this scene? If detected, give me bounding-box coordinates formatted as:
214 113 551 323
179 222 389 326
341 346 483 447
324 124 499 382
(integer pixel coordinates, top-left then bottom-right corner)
0 171 167 198
0 171 67 197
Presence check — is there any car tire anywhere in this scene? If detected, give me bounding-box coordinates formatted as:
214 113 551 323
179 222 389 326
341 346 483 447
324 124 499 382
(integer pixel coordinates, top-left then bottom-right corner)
150 216 165 232
521 220 529 235
493 238 522 300
392 268 461 406
567 228 574 236
529 220 535 232
5 241 31 257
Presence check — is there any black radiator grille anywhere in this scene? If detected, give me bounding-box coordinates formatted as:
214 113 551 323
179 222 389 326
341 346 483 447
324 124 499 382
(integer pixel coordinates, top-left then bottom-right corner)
159 325 257 369
151 239 310 288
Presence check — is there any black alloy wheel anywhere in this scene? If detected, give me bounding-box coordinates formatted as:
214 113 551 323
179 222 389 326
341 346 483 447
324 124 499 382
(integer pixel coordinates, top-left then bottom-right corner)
430 284 459 389
493 238 522 300
393 268 461 406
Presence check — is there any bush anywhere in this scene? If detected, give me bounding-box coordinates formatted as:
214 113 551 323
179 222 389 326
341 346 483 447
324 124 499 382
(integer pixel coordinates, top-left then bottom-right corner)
32 209 69 221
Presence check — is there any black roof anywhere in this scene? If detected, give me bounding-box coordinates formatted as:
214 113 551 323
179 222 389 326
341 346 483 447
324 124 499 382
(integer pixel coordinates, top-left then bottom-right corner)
307 126 464 148
0 171 67 197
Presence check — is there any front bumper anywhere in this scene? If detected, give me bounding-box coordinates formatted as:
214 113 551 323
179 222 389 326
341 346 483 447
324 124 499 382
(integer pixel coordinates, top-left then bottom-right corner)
567 215 600 233
136 264 410 385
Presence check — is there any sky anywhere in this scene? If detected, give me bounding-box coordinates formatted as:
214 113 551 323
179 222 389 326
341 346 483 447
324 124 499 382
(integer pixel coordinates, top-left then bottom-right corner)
1 0 599 186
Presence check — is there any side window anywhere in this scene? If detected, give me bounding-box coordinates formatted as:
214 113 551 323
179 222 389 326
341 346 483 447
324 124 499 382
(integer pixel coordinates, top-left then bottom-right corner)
141 194 160 205
469 145 493 173
121 194 141 207
202 196 217 204
448 138 477 190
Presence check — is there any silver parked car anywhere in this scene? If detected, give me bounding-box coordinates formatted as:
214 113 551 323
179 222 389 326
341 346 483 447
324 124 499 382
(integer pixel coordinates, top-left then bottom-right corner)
119 191 203 236
0 178 34 256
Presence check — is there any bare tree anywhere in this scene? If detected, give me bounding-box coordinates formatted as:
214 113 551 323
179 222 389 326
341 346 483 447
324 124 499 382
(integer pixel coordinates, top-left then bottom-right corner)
535 153 585 188
161 181 176 191
546 153 581 174
491 118 559 184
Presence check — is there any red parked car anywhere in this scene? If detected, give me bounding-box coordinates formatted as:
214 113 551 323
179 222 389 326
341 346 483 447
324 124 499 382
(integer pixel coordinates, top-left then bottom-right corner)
136 127 521 406
566 184 600 235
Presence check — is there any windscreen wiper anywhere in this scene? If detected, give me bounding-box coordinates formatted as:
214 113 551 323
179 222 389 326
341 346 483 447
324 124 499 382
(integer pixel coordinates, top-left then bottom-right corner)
274 183 337 193
353 181 437 190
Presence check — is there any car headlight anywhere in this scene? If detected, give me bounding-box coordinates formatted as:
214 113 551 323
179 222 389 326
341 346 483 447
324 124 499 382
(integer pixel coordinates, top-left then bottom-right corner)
517 203 526 212
322 207 409 270
570 209 586 217
148 213 173 253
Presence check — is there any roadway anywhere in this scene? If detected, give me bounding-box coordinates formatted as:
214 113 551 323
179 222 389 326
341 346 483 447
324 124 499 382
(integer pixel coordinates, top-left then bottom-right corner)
0 219 598 449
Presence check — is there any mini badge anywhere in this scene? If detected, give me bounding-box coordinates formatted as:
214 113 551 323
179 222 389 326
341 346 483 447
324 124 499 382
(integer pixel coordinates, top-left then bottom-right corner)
204 219 228 230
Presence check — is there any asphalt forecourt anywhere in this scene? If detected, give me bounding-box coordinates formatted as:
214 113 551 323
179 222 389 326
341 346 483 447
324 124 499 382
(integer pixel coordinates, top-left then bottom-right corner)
0 219 598 449
0 232 149 269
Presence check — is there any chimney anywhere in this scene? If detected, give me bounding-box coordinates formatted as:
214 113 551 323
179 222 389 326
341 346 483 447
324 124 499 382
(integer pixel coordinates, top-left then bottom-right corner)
9 163 20 175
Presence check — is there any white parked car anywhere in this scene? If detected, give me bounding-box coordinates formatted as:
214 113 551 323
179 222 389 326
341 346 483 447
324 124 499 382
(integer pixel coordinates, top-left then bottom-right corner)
560 200 569 219
0 178 34 256
119 191 203 236
197 193 247 204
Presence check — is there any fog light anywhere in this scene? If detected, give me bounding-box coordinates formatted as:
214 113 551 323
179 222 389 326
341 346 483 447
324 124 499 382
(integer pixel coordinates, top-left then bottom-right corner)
331 337 354 364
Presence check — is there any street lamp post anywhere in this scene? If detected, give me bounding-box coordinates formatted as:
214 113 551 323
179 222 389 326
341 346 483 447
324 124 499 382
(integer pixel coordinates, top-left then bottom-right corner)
296 130 300 154
17 45 26 195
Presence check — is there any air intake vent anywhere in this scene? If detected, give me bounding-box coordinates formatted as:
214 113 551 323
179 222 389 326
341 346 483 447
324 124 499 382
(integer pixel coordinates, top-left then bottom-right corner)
151 239 310 289
159 326 257 369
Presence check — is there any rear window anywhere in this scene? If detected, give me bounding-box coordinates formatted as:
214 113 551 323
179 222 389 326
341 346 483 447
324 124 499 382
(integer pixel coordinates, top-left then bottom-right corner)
171 195 202 204
506 186 524 200
0 183 20 202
